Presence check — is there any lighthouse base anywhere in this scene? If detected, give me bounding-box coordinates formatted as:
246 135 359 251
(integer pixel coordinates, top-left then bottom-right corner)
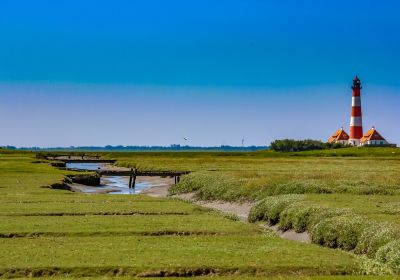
348 139 361 146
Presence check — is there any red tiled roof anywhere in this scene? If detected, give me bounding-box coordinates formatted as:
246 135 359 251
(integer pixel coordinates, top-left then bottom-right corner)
328 128 350 143
360 127 386 143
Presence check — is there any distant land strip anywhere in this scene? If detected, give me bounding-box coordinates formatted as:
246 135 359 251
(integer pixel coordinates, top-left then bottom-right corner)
1 145 269 152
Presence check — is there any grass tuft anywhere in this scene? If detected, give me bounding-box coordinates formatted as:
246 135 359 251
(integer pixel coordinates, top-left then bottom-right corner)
248 195 304 224
376 240 400 273
310 215 369 251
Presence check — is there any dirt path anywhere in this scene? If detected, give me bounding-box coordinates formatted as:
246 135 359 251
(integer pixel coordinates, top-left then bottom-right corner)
143 186 311 244
174 193 253 221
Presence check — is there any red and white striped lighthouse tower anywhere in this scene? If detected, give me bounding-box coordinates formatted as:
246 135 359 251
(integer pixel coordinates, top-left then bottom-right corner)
349 76 363 146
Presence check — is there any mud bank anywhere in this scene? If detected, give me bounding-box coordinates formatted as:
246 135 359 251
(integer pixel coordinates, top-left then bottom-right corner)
66 173 101 186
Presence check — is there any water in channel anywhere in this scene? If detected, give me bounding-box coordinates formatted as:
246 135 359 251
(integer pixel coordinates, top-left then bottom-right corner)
66 162 156 194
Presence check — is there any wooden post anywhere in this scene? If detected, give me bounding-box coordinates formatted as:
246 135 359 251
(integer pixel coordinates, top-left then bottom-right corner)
131 168 137 188
128 169 133 188
174 176 177 184
177 176 180 183
128 176 132 189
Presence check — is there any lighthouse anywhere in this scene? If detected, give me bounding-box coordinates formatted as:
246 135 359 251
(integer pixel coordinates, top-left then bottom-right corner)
349 76 363 146
328 76 395 147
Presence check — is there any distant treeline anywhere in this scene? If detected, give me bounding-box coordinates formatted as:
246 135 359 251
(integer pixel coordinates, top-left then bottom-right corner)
2 145 268 152
270 139 346 152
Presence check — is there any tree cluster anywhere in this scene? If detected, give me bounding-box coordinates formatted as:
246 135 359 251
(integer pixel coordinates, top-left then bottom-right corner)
270 139 345 152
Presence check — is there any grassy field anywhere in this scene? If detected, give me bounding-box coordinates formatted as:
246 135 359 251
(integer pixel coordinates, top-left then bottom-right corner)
98 147 400 273
105 148 400 199
0 151 378 279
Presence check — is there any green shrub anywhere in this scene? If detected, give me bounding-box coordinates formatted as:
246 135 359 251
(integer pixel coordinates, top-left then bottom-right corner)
307 207 351 228
376 240 400 273
310 215 370 251
356 255 395 276
355 222 400 258
279 202 321 232
248 195 303 224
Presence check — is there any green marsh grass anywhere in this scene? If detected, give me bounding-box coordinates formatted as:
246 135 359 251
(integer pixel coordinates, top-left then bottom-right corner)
0 151 367 278
102 148 400 273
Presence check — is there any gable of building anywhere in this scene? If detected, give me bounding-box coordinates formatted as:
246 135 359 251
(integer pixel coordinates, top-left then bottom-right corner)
360 128 386 143
328 128 350 143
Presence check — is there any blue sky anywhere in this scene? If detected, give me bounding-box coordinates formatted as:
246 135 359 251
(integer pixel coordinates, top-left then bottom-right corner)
0 0 399 147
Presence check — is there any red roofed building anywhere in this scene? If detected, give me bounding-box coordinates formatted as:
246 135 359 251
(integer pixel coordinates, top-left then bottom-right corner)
360 127 388 146
328 127 350 144
328 76 395 147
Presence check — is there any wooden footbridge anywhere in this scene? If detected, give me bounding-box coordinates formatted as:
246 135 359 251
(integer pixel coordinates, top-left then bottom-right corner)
65 165 189 188
53 157 190 189
99 169 190 188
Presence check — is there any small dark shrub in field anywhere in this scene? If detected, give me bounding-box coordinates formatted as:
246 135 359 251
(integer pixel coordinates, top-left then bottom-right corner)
310 215 370 251
355 223 400 258
376 240 400 273
248 195 303 224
